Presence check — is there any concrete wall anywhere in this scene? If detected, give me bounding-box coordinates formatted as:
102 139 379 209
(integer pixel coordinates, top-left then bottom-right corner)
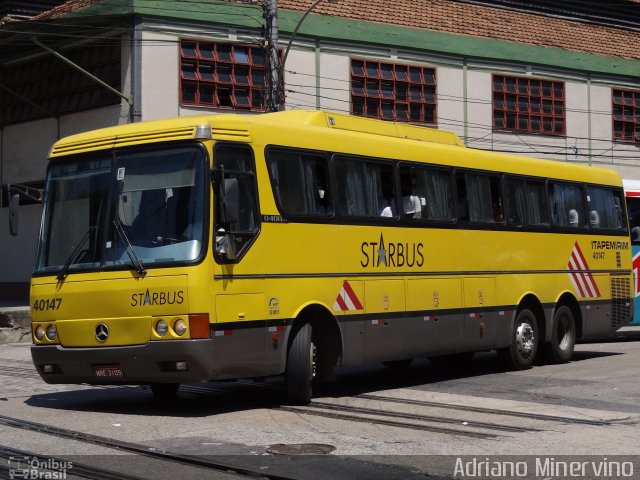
0 204 41 284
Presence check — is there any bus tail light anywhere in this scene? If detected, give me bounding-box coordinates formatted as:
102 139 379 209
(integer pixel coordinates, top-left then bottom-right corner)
188 314 210 338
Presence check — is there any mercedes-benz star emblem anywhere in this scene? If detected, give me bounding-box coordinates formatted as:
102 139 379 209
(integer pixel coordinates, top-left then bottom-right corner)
95 323 109 342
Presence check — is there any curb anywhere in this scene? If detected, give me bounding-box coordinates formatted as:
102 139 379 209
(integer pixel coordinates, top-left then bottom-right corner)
0 307 32 344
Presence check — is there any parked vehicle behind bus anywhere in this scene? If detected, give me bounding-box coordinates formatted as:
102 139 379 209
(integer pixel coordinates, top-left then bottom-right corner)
623 179 640 326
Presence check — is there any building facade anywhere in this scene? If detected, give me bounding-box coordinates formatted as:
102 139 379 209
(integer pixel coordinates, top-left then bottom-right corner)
0 0 639 300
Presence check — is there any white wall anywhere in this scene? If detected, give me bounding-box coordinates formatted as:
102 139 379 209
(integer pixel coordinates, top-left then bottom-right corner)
437 66 466 141
318 52 349 113
141 31 179 121
462 69 492 150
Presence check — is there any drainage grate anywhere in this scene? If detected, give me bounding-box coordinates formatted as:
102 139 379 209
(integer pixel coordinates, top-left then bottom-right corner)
266 443 336 455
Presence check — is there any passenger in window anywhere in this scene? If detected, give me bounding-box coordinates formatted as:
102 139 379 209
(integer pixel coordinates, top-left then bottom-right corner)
589 210 600 228
380 201 395 217
402 195 421 219
315 186 330 214
400 171 422 219
568 209 579 227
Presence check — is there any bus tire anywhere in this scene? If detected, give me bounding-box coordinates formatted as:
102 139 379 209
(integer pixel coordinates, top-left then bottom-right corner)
285 322 315 405
150 383 180 397
543 305 575 363
498 308 538 370
382 359 413 368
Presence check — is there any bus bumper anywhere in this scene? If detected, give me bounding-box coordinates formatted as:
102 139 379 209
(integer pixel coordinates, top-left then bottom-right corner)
31 339 215 385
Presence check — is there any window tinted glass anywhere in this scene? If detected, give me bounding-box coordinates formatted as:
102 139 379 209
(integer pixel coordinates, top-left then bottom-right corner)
267 150 332 216
549 182 585 228
456 172 503 223
334 157 395 218
399 165 454 221
505 177 547 226
627 196 640 244
214 144 259 257
586 187 625 230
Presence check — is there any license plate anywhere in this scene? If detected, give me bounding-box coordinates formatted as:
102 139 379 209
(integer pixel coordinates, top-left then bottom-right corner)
94 365 124 378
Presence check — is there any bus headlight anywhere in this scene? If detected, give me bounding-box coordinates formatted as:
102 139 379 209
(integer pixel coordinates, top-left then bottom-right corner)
173 318 187 336
34 325 46 341
155 319 169 336
45 324 57 340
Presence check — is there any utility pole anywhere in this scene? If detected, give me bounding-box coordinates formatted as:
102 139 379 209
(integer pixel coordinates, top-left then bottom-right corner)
265 0 280 112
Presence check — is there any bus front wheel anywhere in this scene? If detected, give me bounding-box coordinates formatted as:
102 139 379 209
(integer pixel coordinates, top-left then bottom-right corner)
543 305 575 363
285 322 315 405
498 308 538 370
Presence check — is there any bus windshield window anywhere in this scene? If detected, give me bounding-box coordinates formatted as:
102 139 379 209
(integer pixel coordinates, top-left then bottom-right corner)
35 145 206 274
36 156 111 274
105 146 206 267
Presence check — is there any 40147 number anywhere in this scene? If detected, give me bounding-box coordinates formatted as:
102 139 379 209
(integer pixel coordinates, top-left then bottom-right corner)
33 298 62 311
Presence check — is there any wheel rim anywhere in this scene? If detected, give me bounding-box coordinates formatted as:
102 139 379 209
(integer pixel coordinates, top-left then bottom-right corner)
310 341 317 380
515 322 535 356
557 313 571 351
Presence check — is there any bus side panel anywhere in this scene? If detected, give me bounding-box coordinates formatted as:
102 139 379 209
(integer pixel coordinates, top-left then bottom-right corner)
582 274 610 338
340 318 365 366
463 276 498 351
363 279 406 362
405 278 465 357
212 293 276 379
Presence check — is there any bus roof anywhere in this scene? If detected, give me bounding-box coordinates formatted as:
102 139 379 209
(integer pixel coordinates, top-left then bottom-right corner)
48 110 622 187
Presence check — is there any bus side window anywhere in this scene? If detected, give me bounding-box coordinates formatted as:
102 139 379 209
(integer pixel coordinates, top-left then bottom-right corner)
549 182 585 228
213 144 259 261
266 149 332 217
457 172 502 223
587 186 627 231
334 156 396 219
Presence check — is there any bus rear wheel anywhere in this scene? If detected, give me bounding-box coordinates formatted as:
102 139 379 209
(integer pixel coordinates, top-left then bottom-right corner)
498 308 538 370
543 305 575 363
285 322 315 405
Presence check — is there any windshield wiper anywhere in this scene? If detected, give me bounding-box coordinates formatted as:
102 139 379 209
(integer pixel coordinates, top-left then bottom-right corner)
57 226 96 281
113 219 146 275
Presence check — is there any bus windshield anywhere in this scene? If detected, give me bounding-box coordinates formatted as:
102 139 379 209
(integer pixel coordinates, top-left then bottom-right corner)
35 145 207 275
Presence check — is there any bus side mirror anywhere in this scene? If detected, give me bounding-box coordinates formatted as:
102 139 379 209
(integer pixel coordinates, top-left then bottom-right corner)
213 165 239 226
222 178 240 225
9 194 19 236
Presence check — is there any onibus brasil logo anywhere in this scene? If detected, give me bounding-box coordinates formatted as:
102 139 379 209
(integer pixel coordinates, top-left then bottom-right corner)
8 455 72 479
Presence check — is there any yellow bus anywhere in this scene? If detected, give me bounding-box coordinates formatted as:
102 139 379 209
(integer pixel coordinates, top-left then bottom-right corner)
29 110 632 404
